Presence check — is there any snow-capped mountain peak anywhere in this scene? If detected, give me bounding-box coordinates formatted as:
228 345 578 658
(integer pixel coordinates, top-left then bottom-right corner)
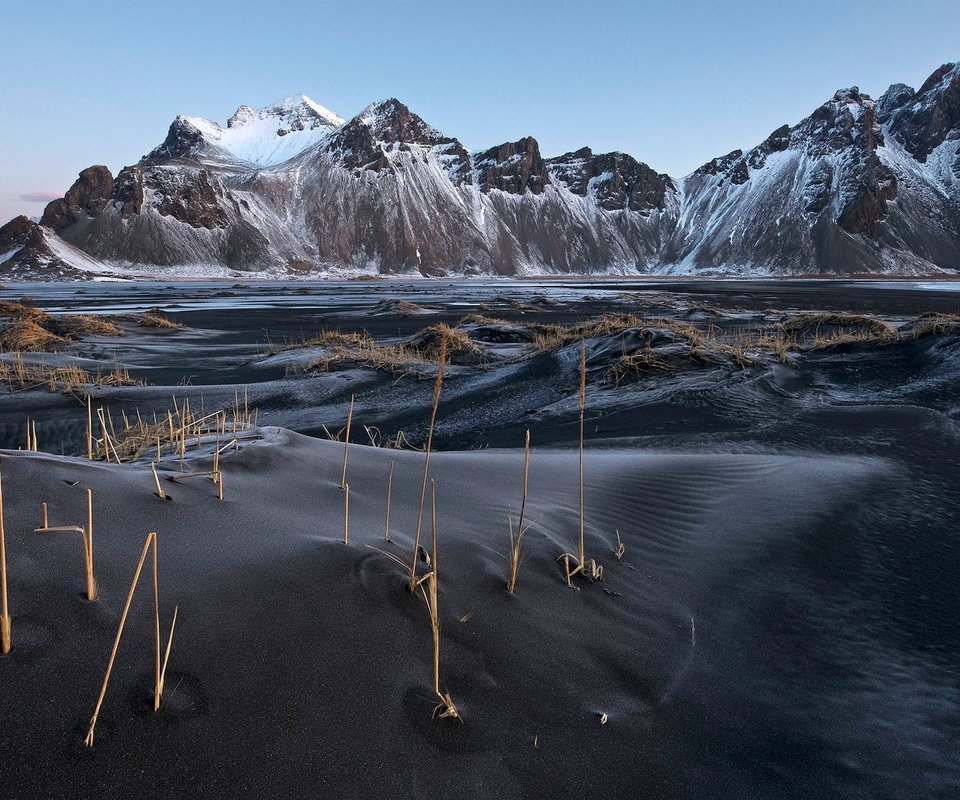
148 95 344 168
227 95 344 132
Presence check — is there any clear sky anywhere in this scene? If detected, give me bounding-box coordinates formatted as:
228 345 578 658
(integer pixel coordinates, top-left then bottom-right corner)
1 0 956 223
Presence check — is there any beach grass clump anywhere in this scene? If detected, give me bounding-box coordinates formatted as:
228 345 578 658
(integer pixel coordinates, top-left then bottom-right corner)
407 323 482 363
530 314 708 354
911 313 960 338
135 310 183 330
0 356 141 395
456 313 513 326
287 330 424 375
0 300 46 322
750 331 799 364
607 345 675 385
0 301 124 352
0 319 65 352
92 394 257 463
51 315 124 338
779 312 896 341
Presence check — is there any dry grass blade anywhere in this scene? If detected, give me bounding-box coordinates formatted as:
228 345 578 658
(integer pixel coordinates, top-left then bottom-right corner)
506 429 532 594
614 530 625 561
159 606 179 697
34 490 97 601
384 461 395 542
422 480 460 721
340 394 354 489
0 466 10 654
152 463 166 500
407 337 447 593
84 532 162 747
577 340 586 567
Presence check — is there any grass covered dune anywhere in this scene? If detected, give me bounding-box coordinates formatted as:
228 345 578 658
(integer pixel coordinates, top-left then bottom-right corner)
0 429 900 799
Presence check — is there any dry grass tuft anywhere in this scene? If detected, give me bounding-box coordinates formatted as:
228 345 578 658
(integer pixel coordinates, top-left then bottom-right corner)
393 300 425 315
608 345 674 385
0 320 65 352
0 355 141 394
457 313 512 326
0 300 46 321
136 311 183 330
808 329 895 350
779 312 896 339
911 314 960 338
0 301 123 351
750 331 799 364
52 315 124 338
407 323 482 363
287 330 423 375
93 394 257 463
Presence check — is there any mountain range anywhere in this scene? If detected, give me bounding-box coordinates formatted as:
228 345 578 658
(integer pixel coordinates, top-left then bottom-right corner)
2 61 958 279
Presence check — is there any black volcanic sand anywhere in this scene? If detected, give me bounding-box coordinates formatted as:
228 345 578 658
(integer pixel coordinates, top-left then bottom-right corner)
0 278 959 799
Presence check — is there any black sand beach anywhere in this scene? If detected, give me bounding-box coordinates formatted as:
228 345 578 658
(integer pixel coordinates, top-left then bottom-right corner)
0 279 958 799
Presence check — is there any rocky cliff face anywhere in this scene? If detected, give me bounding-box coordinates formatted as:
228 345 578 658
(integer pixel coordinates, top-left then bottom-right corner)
3 63 959 280
473 138 551 195
40 166 115 230
666 67 960 274
546 147 674 212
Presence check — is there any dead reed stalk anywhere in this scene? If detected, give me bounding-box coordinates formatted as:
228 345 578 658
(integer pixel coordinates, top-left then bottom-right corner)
83 531 176 745
407 338 447 593
558 341 602 586
506 430 532 594
343 483 350 544
0 466 10 654
152 463 166 500
422 480 459 720
87 396 93 460
340 394 354 489
578 340 586 568
86 490 96 600
384 461 394 542
614 530 625 560
34 490 97 600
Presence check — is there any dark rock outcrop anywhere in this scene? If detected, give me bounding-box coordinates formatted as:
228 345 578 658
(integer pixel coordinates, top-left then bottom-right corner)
0 215 40 254
326 99 472 182
40 166 115 231
886 62 960 162
146 117 208 162
546 148 674 211
473 137 550 195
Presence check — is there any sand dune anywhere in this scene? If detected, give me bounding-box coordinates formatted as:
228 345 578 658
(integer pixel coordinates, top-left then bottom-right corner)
0 431 922 798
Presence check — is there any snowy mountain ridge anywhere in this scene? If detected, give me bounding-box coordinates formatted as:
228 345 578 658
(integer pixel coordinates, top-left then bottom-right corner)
3 61 959 279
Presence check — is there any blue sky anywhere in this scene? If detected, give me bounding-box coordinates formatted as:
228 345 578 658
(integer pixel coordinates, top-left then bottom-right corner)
1 0 957 222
